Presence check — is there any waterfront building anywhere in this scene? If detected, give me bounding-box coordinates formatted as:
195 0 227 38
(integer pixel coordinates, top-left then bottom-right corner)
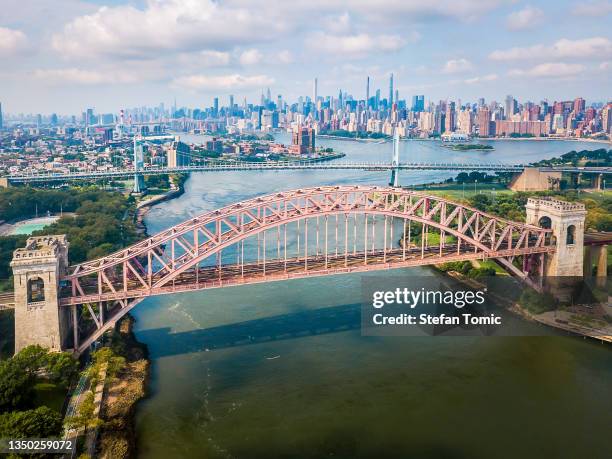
292 127 316 154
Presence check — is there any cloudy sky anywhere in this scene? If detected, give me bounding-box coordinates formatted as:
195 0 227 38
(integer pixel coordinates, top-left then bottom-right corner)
1 0 611 114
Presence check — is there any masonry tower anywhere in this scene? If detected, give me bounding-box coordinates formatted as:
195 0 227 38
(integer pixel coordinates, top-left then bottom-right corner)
526 198 586 277
11 235 71 353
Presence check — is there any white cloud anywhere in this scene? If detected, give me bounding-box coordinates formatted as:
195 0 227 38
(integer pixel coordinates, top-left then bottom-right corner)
322 12 352 33
33 68 140 85
508 62 585 78
277 50 294 64
489 37 612 61
0 27 28 56
51 0 286 59
326 0 509 23
198 51 231 67
600 61 611 70
506 6 544 30
442 58 473 74
464 74 498 84
309 32 408 58
172 74 275 91
239 49 263 66
572 1 612 16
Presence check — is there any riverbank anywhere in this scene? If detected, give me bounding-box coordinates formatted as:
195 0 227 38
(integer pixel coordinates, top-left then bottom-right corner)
135 177 186 237
439 265 611 342
96 315 149 459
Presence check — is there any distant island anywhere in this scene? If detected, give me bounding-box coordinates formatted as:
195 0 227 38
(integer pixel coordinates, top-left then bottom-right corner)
442 143 494 151
318 130 391 141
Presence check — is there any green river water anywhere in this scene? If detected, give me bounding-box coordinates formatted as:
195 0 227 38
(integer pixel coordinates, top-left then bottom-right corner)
95 137 612 458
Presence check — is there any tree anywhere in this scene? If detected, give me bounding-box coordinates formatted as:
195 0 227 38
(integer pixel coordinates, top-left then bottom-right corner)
471 194 491 211
46 352 79 387
0 406 63 438
13 345 47 378
0 359 36 411
65 392 101 431
456 172 469 184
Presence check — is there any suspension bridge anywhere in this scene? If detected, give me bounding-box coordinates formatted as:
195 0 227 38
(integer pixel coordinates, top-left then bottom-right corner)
5 162 612 185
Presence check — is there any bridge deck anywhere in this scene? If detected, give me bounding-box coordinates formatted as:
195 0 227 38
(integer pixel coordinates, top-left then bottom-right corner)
7 163 612 184
59 245 551 306
584 232 612 246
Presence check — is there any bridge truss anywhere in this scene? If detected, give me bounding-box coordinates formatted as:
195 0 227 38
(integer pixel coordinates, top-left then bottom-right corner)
59 185 553 354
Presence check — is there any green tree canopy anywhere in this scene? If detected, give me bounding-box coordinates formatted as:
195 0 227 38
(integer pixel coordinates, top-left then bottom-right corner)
0 406 62 438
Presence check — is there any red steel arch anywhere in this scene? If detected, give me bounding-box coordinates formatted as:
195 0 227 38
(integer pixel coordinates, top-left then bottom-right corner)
59 185 553 353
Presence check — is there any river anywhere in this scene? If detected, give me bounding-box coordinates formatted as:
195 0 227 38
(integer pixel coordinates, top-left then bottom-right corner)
133 137 611 459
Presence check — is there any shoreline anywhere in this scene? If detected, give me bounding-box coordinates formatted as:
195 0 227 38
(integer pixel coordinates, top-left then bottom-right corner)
96 315 150 458
318 133 610 145
441 268 611 343
135 179 186 237
101 180 186 456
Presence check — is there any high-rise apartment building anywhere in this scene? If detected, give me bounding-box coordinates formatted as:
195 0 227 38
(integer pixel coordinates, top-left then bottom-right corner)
445 102 456 132
477 107 491 137
504 95 516 119
292 127 316 154
167 140 191 167
602 104 612 134
573 97 585 114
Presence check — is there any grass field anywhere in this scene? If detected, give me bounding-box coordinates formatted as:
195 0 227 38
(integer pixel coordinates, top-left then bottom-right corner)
406 182 513 202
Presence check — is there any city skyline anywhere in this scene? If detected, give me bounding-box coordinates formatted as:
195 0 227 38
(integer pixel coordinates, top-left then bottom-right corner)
0 0 611 113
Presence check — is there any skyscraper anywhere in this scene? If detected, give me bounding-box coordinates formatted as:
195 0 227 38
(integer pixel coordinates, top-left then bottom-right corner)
477 107 491 137
85 108 94 127
504 95 516 119
573 97 585 115
366 76 370 106
314 77 318 103
411 95 425 112
389 73 394 106
602 104 612 134
445 102 456 132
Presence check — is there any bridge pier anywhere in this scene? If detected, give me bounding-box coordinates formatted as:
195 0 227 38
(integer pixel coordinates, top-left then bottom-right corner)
10 235 72 353
593 173 604 191
509 167 562 191
584 244 608 288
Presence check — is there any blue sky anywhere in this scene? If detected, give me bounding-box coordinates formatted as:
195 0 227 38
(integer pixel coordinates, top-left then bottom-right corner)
0 0 611 114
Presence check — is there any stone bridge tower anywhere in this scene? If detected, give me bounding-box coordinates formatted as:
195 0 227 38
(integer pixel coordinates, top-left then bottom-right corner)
11 235 71 353
525 198 586 277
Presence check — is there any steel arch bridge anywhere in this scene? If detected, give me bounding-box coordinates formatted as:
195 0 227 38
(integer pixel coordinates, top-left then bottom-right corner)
60 185 553 353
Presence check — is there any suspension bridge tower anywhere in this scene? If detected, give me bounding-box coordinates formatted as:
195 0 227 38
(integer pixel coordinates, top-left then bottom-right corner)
133 136 146 193
10 235 72 353
389 129 400 187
